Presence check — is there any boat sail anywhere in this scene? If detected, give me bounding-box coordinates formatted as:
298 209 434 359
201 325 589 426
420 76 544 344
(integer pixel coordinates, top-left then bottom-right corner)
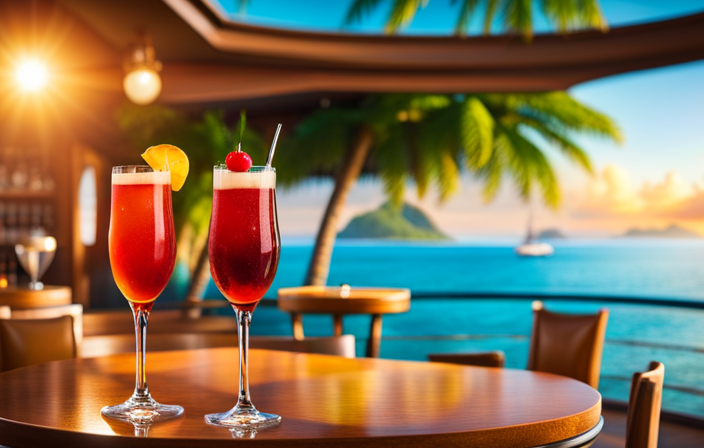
514 211 554 257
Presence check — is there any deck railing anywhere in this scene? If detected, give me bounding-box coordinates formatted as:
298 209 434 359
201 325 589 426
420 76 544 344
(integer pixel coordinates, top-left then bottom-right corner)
257 292 704 419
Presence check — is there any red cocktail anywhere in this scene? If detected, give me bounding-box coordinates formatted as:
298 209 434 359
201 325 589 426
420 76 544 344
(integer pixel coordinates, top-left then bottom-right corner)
206 165 281 429
209 188 279 311
109 177 175 306
102 166 183 423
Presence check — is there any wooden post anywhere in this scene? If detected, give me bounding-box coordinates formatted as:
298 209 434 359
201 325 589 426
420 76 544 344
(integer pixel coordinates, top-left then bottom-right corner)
366 314 383 358
291 313 304 340
333 315 343 336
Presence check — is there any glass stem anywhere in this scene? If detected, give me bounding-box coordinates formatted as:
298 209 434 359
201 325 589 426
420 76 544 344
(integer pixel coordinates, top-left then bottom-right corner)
132 307 151 402
236 309 253 409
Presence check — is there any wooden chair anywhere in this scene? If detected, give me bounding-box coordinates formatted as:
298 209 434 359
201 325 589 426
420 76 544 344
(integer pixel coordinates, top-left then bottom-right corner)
428 351 505 368
0 303 83 372
251 335 356 358
10 304 84 350
625 361 665 448
82 309 236 337
528 301 609 388
82 333 356 358
426 301 608 387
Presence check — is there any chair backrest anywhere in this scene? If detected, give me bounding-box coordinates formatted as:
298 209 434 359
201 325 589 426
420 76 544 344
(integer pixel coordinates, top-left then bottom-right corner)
626 361 665 448
250 335 356 358
527 301 608 388
0 314 78 372
82 333 357 358
11 304 83 350
82 309 236 336
82 332 239 357
428 351 505 368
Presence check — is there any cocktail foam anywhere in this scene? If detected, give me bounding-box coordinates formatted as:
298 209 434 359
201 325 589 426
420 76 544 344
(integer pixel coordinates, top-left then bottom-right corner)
112 171 171 185
214 169 276 190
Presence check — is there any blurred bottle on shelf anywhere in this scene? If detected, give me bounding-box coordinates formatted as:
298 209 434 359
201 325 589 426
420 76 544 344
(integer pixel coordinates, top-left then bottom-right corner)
10 148 28 191
6 249 17 287
0 166 8 191
5 202 18 244
41 152 56 192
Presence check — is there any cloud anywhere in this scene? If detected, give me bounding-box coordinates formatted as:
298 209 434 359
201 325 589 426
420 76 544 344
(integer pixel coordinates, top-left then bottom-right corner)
578 164 642 215
640 171 691 212
560 163 704 235
574 164 698 218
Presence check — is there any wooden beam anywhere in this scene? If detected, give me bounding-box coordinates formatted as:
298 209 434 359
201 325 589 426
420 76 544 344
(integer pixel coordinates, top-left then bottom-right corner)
164 0 704 73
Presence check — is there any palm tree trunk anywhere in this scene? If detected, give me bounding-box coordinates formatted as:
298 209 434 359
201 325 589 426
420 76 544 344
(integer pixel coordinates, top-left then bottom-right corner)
304 126 374 286
184 234 211 318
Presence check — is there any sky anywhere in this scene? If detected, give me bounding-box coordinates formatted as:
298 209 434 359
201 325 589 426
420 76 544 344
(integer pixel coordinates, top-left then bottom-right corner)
214 0 704 238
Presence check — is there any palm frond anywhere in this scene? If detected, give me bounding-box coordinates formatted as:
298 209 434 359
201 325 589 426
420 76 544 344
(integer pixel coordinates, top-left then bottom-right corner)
476 143 505 202
513 92 623 143
541 0 575 32
276 108 361 186
453 0 480 36
374 124 410 203
343 0 387 26
416 102 462 199
437 152 461 202
404 125 431 198
541 0 607 32
502 124 560 207
483 0 501 34
514 114 593 173
461 96 495 169
502 0 533 40
385 0 427 34
202 110 233 154
575 0 608 31
408 94 453 111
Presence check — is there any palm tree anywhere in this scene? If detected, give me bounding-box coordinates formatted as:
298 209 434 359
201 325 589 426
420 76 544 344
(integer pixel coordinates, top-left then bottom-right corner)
278 92 621 286
345 0 608 39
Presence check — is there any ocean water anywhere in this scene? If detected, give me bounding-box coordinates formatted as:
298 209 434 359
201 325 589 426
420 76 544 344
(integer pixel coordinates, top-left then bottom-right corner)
202 238 704 417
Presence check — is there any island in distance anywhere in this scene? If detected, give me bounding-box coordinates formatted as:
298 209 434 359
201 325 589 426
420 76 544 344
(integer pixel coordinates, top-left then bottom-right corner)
339 202 450 240
537 228 567 239
621 224 701 238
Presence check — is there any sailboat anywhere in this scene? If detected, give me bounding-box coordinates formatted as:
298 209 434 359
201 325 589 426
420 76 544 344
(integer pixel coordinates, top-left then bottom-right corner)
514 211 554 257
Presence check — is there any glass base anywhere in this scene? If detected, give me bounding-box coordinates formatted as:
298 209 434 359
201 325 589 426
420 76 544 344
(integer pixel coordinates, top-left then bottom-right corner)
205 404 281 429
101 395 183 423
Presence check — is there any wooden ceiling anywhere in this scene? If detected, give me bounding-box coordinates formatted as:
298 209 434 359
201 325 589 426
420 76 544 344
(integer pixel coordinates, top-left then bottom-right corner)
55 0 704 107
5 0 704 112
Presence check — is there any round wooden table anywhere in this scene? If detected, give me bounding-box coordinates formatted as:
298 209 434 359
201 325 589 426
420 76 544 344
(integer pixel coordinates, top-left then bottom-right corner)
0 348 602 447
278 286 411 357
0 285 72 309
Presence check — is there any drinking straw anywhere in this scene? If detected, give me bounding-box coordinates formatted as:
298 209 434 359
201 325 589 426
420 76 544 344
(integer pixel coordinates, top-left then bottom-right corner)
237 110 246 152
266 123 282 168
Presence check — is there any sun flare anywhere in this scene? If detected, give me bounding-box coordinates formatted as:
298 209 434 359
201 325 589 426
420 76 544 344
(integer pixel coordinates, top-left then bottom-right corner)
16 59 49 91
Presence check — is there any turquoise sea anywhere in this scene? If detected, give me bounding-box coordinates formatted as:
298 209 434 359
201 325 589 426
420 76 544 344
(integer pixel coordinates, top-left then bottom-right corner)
202 238 704 417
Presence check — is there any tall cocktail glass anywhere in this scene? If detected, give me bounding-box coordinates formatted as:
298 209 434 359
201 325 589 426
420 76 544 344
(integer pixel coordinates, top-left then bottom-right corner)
206 165 281 429
102 165 183 423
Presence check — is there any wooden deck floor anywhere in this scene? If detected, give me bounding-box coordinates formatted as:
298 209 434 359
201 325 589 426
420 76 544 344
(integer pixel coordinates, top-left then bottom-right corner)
594 408 704 447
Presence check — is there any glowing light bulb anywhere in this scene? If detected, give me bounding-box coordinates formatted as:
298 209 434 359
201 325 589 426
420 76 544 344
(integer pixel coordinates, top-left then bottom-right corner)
123 68 162 105
16 60 48 91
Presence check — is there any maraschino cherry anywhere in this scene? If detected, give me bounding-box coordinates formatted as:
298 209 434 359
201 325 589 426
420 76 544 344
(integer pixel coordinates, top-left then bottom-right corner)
226 146 252 172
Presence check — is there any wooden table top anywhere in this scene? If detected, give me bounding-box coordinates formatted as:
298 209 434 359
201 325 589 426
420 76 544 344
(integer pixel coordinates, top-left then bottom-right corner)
278 286 411 314
0 348 601 448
